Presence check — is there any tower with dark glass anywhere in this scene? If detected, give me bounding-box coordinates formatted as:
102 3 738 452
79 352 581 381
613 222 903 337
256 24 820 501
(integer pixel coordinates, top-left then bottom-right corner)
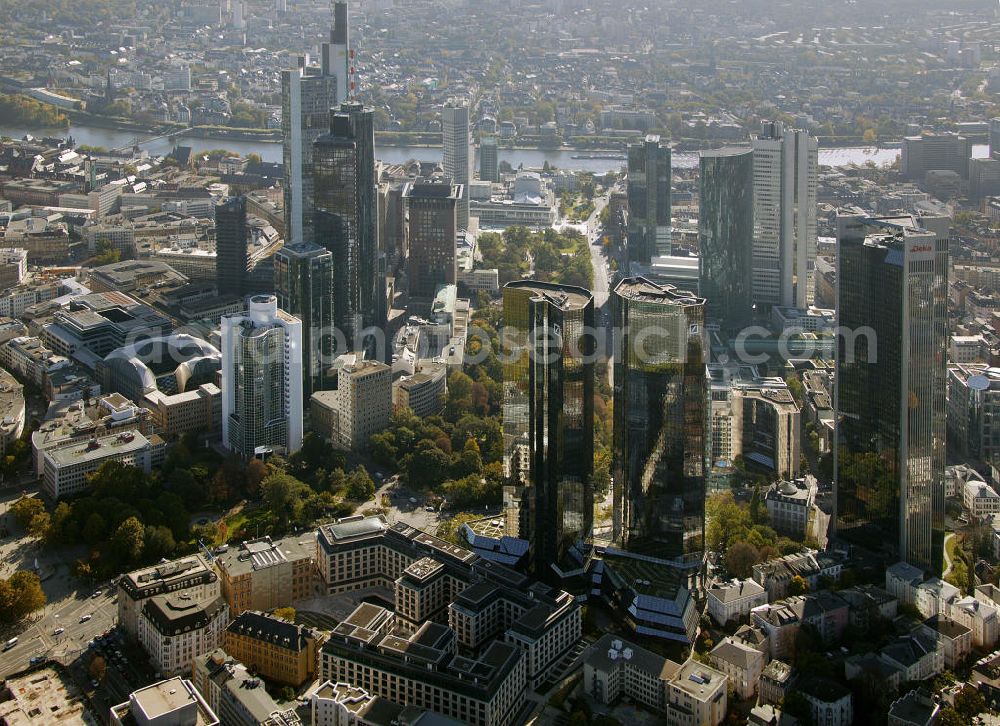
612 277 708 576
501 281 595 585
626 135 671 265
698 147 754 330
312 102 385 353
834 212 948 573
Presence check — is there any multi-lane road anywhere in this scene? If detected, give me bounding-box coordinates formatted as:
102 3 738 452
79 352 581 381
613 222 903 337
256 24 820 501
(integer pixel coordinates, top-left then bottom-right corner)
0 587 118 680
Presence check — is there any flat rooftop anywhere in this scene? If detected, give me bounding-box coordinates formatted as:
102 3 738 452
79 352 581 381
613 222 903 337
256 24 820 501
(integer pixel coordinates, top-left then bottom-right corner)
44 429 151 468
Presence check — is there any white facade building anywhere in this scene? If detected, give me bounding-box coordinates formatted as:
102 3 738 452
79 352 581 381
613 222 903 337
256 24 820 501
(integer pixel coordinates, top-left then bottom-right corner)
752 122 818 308
442 99 473 230
221 295 303 457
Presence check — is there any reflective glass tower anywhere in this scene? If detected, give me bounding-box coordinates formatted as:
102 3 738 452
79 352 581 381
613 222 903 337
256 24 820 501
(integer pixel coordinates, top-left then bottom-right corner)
612 277 708 574
215 196 249 297
442 99 472 230
502 281 595 583
313 102 385 352
626 134 671 265
274 241 334 398
698 147 754 330
834 213 948 573
403 177 461 301
221 295 303 457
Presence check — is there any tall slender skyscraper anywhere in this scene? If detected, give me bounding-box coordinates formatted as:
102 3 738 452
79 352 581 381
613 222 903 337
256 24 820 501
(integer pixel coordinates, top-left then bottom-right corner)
502 281 595 584
698 147 754 330
834 213 948 573
612 277 708 574
215 196 249 297
403 176 461 301
221 295 303 457
313 102 384 352
751 121 818 309
321 1 350 105
442 100 472 230
479 135 499 183
626 135 672 265
282 2 348 246
274 242 335 398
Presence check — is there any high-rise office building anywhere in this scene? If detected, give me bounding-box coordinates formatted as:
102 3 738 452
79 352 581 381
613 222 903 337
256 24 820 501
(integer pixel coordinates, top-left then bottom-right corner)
698 147 754 330
403 177 461 301
215 196 249 297
834 213 948 573
321 1 350 106
282 63 336 247
612 277 708 574
274 242 334 398
442 100 472 230
626 135 671 265
502 281 595 584
751 122 818 308
281 2 347 247
480 135 499 183
221 295 303 457
313 102 384 352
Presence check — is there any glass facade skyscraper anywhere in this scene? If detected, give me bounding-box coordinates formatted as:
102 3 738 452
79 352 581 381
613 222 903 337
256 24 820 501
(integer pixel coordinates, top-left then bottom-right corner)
442 99 472 230
502 281 595 584
626 135 672 265
612 277 708 574
313 102 385 353
403 177 461 301
274 241 335 398
698 147 754 330
835 213 948 573
221 295 304 458
215 196 248 297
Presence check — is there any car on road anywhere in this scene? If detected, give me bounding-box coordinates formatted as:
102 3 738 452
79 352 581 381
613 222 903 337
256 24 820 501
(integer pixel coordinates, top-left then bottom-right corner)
29 655 43 665
409 497 417 504
91 590 102 598
4 637 17 650
53 627 64 636
425 506 436 512
80 614 92 623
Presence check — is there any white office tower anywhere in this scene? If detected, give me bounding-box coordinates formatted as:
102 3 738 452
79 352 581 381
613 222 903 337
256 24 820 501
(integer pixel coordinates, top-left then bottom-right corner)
321 1 351 105
442 99 473 230
221 295 303 457
751 121 818 308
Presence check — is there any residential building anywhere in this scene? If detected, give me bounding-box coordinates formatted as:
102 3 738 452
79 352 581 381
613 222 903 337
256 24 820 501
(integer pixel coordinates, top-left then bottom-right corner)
0 247 28 289
220 295 304 457
663 658 728 726
923 616 971 669
313 103 385 351
699 147 754 329
798 678 853 726
752 122 818 308
765 476 816 538
753 551 840 600
274 242 335 397
709 637 766 700
612 277 707 573
0 367 25 457
41 429 164 500
964 478 1000 517
706 579 767 626
310 354 391 452
501 281 594 584
835 213 948 572
215 196 249 297
137 593 228 677
442 99 472 230
224 610 323 688
887 690 940 726
759 660 796 706
110 678 220 726
626 135 671 265
218 667 302 726
404 177 461 301
214 535 319 616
